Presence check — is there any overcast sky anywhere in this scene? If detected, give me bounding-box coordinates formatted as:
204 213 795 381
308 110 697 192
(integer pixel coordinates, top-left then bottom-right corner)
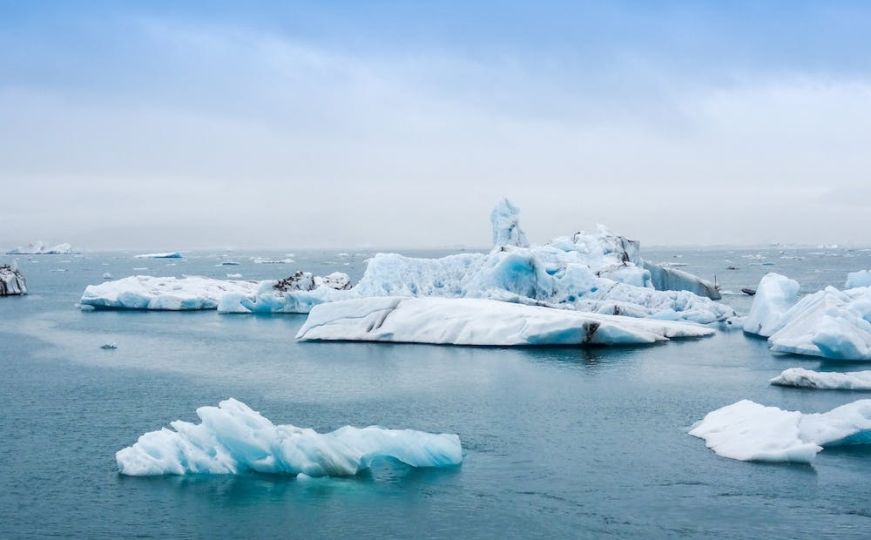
2 1 871 249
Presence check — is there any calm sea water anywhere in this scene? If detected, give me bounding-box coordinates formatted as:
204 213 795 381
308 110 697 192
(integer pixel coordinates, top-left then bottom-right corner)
2 247 871 539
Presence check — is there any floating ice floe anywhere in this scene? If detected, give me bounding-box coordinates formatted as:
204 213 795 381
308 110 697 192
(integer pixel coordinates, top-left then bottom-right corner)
218 271 352 314
690 399 871 463
116 398 463 476
771 368 871 390
135 252 183 259
6 241 75 255
0 264 27 296
296 296 714 346
743 271 871 360
80 275 259 310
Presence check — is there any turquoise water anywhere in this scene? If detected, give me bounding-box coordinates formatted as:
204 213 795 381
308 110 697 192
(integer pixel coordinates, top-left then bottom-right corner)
2 248 871 539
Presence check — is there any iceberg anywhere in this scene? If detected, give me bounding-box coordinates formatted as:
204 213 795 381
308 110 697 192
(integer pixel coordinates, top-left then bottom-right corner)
771 368 871 390
689 399 871 463
217 271 352 314
135 251 184 259
0 264 27 296
742 273 800 336
80 275 259 310
6 241 74 255
116 398 463 476
296 296 714 346
743 272 871 361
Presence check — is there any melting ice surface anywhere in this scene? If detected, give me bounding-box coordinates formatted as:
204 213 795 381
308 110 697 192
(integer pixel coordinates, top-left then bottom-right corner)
116 399 463 477
690 399 871 463
744 271 871 360
296 296 714 346
771 368 871 390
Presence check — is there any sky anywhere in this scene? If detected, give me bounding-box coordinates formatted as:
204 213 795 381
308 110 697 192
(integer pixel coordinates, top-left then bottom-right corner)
2 0 871 249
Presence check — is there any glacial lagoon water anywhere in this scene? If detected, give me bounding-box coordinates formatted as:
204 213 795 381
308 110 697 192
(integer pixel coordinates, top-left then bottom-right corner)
2 248 871 539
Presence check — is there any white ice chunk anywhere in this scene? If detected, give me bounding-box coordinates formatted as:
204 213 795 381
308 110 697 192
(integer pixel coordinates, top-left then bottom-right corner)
116 398 463 476
771 368 871 390
80 276 258 310
743 273 800 336
296 296 714 346
690 399 871 463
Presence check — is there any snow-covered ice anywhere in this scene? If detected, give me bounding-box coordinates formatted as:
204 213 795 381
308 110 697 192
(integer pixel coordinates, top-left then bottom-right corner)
771 368 871 390
742 273 800 336
6 241 74 255
690 399 871 463
80 276 258 310
296 297 714 346
0 264 27 296
135 252 184 259
116 398 463 476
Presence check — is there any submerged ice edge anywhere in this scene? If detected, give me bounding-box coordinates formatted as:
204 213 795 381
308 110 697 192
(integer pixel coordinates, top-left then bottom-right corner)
116 398 463 477
689 399 871 463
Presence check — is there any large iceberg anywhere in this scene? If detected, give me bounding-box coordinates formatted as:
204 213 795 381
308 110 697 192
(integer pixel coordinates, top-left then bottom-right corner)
81 276 259 310
296 296 714 346
742 273 800 336
771 368 871 390
116 398 463 476
349 248 734 324
135 251 184 259
743 272 871 360
0 264 27 296
6 241 74 255
689 399 871 463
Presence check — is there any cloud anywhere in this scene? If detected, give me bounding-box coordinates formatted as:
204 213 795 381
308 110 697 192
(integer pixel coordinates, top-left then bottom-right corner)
1 8 871 248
